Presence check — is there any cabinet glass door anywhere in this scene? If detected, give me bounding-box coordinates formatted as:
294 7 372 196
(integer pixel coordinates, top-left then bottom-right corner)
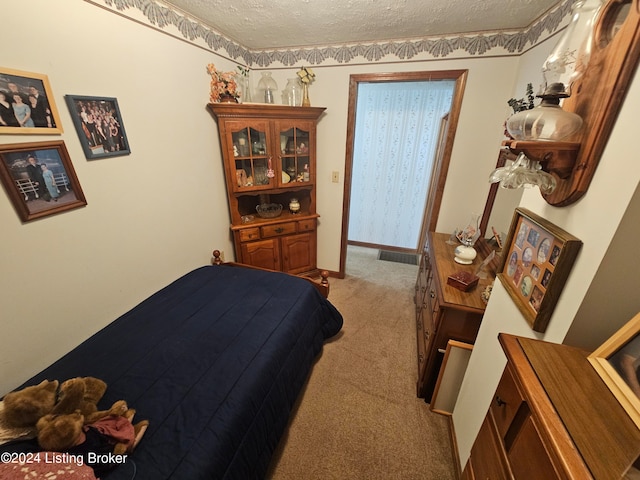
277 125 311 186
231 125 273 190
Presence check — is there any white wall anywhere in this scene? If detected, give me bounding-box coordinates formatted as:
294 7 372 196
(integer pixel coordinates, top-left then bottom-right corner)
453 33 640 466
0 0 235 395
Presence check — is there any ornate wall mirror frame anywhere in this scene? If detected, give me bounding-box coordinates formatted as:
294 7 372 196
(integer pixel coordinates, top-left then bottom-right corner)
504 0 640 206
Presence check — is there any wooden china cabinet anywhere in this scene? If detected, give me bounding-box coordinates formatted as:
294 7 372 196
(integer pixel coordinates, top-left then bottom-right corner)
209 103 325 274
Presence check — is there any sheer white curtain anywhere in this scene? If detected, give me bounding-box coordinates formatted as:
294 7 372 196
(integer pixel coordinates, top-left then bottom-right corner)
348 80 455 250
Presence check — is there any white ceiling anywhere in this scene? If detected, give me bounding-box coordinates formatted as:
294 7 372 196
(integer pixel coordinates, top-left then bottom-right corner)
163 0 561 50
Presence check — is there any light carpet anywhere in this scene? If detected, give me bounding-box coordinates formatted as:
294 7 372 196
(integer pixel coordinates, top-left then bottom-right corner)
266 246 457 479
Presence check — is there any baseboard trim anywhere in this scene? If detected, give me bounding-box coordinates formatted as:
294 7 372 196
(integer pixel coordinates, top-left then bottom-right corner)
446 414 463 479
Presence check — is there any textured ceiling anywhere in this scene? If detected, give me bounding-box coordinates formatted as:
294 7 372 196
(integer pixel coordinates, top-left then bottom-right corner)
163 0 561 50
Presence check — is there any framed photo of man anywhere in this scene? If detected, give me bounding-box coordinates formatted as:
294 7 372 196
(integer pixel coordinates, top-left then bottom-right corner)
0 141 87 222
0 67 63 134
589 312 640 430
65 95 131 159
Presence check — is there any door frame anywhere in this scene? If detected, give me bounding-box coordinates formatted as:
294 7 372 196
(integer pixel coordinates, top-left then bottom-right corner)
338 70 468 277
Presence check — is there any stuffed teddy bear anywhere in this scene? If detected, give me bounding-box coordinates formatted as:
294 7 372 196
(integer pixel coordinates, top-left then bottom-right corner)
36 399 146 452
50 377 107 418
1 379 59 428
1 376 107 431
36 400 149 477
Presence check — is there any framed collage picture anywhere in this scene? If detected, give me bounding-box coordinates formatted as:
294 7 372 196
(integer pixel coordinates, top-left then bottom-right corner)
497 208 582 332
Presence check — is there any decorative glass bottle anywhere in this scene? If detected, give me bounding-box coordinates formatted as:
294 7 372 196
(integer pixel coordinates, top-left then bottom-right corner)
282 78 303 106
257 72 278 104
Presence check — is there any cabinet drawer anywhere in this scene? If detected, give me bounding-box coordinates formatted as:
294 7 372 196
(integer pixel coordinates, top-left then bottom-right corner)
297 218 316 232
261 222 297 238
469 415 511 480
509 415 559 479
239 228 260 242
491 365 525 439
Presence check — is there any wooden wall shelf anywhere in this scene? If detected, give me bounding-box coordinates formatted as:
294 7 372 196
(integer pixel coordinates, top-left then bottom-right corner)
502 140 580 179
505 0 640 206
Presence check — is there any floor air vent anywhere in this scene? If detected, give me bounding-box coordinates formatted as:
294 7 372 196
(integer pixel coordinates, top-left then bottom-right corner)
377 250 418 265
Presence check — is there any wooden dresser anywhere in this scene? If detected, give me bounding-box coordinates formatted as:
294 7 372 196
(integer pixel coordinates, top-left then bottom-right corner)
463 333 640 479
415 232 495 401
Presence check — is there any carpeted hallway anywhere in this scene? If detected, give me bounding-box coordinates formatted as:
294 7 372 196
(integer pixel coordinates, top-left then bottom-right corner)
267 246 457 479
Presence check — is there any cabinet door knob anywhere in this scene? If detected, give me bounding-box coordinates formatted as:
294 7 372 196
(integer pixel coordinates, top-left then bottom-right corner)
275 227 284 233
495 395 506 407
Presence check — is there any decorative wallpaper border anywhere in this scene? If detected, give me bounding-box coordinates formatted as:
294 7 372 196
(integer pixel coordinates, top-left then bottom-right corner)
88 0 571 67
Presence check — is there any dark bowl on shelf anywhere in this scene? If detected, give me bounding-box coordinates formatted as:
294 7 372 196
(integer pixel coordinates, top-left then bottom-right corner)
256 203 283 218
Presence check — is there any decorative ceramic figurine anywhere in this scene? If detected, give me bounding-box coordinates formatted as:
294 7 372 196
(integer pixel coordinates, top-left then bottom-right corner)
289 197 301 214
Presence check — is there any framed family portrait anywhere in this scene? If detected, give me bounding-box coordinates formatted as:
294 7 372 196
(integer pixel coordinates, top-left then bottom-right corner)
0 67 63 134
65 95 130 159
497 208 582 332
589 312 640 429
0 141 87 222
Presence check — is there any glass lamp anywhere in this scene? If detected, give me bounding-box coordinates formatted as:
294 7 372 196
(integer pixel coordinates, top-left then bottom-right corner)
257 72 278 104
454 214 481 264
505 82 583 141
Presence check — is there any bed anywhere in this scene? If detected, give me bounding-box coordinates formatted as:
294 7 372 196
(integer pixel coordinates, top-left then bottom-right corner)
0 261 343 479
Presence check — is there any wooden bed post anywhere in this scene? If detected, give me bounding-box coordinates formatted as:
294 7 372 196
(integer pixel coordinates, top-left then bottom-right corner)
211 250 331 298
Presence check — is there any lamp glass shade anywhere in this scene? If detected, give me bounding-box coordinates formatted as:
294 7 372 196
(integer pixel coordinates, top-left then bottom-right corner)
542 0 604 96
257 72 278 104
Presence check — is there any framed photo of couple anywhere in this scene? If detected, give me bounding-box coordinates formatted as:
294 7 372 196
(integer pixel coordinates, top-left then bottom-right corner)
497 208 582 333
0 67 63 135
0 141 87 222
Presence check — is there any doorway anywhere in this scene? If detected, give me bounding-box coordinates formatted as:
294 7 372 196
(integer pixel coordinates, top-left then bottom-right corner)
339 70 468 277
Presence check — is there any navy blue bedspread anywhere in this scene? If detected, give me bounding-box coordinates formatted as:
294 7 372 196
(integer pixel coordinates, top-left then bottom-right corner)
3 265 343 479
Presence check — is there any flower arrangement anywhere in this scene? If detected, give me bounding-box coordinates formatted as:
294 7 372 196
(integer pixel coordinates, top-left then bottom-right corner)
296 66 316 85
207 63 239 103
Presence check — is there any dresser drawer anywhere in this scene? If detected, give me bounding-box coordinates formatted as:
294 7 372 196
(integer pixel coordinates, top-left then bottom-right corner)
491 364 525 438
261 222 297 238
238 227 260 242
297 218 316 232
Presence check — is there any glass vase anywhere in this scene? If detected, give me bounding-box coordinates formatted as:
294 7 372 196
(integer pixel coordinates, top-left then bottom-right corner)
240 75 252 103
282 78 302 106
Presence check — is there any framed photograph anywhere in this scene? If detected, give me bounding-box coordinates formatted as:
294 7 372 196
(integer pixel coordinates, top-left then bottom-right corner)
0 67 63 134
65 95 130 159
589 312 640 429
0 141 87 222
497 208 582 332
